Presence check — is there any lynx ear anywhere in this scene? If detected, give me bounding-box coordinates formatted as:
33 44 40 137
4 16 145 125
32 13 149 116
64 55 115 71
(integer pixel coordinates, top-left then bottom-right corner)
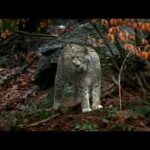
84 47 89 55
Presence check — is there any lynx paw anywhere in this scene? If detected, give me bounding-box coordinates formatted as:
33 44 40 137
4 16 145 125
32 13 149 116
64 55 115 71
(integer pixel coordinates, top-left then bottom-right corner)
92 104 103 110
82 108 92 113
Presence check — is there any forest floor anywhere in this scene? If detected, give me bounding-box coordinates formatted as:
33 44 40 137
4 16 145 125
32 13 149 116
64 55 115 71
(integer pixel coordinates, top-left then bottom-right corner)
1 55 150 131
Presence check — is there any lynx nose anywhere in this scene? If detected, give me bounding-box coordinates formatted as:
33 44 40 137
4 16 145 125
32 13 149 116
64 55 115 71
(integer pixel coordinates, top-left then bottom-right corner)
73 62 79 67
75 64 80 67
73 60 80 67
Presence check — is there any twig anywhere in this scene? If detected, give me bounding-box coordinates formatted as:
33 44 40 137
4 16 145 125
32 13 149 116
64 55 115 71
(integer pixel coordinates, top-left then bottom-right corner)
102 83 115 93
122 89 133 97
139 72 150 91
19 113 60 128
101 83 116 98
112 76 119 85
19 102 82 128
135 73 146 92
21 86 39 104
118 51 132 111
89 21 120 72
14 30 57 38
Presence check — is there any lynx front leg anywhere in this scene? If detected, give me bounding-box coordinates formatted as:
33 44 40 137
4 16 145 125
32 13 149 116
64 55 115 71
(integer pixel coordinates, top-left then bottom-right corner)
80 87 91 112
91 84 103 110
53 73 65 110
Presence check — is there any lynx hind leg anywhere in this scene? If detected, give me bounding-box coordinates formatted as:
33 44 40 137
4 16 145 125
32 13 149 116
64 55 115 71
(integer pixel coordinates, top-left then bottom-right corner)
91 84 103 110
80 87 91 112
53 67 65 110
74 84 81 105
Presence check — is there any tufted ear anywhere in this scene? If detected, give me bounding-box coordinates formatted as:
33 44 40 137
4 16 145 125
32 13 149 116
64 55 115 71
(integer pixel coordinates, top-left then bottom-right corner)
84 47 89 55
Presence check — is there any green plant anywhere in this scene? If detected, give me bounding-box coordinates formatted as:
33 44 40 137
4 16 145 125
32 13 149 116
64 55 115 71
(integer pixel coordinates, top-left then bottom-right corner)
75 122 98 131
111 124 134 131
1 19 18 31
135 106 150 117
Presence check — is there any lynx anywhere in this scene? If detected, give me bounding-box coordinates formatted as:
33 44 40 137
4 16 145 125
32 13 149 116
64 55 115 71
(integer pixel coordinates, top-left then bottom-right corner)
53 43 103 112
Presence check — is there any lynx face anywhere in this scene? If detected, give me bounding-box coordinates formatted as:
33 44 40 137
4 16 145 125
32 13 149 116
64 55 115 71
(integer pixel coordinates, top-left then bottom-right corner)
71 49 89 72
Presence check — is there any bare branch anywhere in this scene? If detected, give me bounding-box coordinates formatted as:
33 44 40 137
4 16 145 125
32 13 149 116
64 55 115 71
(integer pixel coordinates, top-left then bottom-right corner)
118 51 132 111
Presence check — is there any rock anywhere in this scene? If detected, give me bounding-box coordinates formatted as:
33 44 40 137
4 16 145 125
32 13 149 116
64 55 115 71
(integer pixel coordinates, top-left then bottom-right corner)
38 22 101 56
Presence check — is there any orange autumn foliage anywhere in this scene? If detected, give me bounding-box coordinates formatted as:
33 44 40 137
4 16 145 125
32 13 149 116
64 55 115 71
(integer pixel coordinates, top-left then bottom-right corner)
107 33 115 43
99 19 150 60
125 43 150 60
100 19 150 33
